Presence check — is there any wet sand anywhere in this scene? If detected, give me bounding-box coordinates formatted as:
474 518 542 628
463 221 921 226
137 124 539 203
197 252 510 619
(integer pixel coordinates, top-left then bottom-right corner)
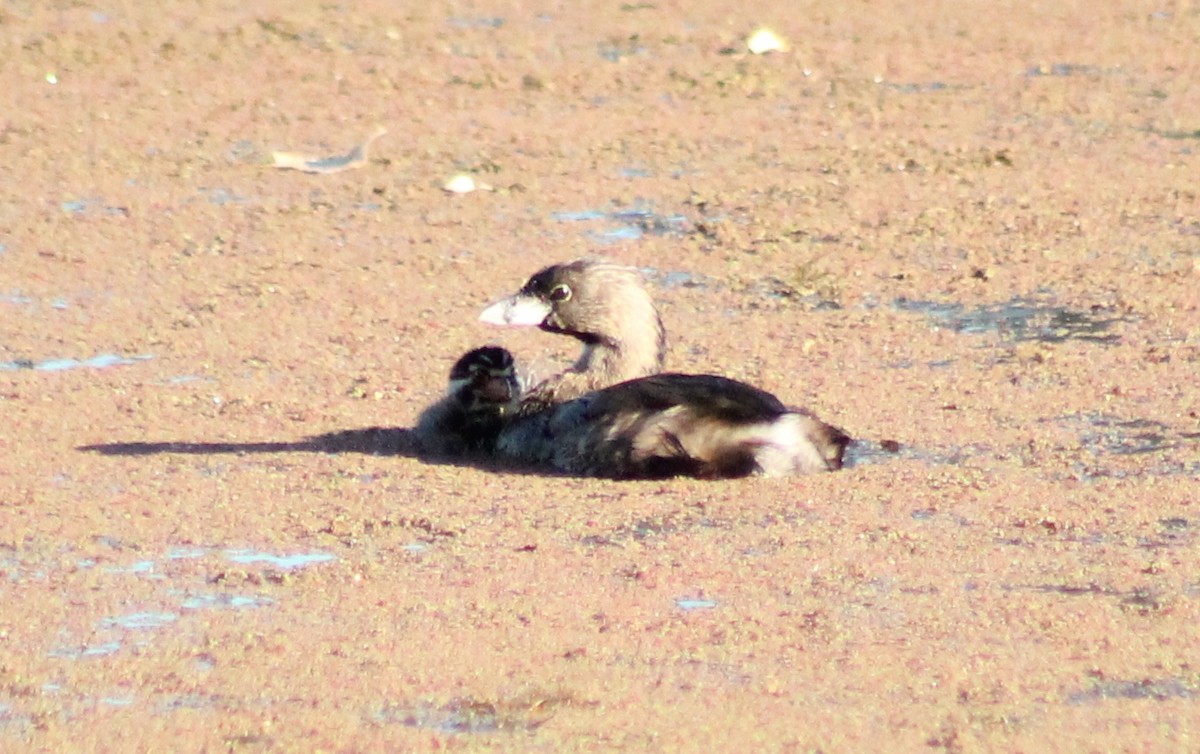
2 0 1199 750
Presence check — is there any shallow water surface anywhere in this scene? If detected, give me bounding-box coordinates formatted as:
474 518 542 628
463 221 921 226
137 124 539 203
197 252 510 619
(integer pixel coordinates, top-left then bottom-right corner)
893 297 1129 344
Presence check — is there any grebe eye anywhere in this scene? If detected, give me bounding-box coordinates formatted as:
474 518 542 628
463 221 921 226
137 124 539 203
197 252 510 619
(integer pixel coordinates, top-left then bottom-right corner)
548 284 571 302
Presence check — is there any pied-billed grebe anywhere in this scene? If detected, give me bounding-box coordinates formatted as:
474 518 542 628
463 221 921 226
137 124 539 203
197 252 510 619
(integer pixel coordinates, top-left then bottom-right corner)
479 259 665 408
413 346 521 457
444 347 849 479
474 259 849 478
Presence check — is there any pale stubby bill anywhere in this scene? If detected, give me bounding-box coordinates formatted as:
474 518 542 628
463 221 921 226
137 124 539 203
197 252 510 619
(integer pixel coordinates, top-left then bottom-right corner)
479 295 552 327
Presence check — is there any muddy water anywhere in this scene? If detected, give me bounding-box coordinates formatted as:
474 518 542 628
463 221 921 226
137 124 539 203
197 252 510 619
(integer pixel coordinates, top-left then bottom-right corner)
2 0 1199 750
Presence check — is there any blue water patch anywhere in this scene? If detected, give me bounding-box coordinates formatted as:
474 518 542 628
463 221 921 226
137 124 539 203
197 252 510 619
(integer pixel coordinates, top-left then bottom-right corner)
103 612 178 630
640 267 713 290
676 597 718 610
180 593 272 610
49 641 121 659
597 38 646 62
1066 676 1195 704
446 15 504 28
199 187 248 206
223 550 336 570
36 358 89 371
881 80 950 94
373 701 503 733
60 198 128 217
194 655 217 672
164 375 212 385
892 297 1128 344
1026 63 1108 78
167 546 208 560
105 560 155 574
2 560 47 582
551 210 606 222
610 207 688 230
595 225 643 242
0 354 154 371
552 205 689 244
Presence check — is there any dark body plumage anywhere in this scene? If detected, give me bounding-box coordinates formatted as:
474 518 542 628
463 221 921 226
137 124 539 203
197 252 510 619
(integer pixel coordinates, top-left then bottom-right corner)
495 371 849 479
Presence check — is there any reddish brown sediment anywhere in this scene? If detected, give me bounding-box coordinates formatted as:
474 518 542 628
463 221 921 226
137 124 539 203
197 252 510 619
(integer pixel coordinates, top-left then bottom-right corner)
2 1 1198 750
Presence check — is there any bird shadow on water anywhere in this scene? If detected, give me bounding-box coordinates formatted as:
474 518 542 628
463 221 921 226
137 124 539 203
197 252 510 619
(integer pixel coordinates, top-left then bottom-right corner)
80 427 417 457
80 428 896 477
77 427 552 476
76 424 1199 480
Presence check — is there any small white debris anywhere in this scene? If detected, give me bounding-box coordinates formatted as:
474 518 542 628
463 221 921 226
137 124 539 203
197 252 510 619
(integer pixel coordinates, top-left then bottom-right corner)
443 174 476 194
45 71 59 84
747 28 787 55
443 174 493 194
